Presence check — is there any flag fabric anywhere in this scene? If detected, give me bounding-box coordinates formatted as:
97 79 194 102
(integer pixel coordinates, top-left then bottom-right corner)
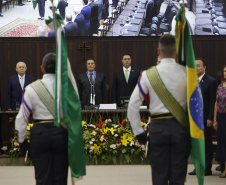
175 7 205 185
32 0 37 9
46 14 86 180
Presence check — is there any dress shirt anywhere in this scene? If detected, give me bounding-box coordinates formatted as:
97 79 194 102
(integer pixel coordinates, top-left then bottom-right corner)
198 73 205 82
123 66 131 79
87 71 96 84
15 74 55 143
128 58 187 135
18 74 25 89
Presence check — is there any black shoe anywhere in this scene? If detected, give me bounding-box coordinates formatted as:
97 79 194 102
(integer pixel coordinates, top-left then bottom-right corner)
0 14 3 17
205 171 212 176
188 169 196 175
19 3 24 6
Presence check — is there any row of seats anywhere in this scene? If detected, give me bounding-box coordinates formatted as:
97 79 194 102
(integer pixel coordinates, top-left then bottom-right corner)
98 0 129 36
195 0 226 35
140 1 177 36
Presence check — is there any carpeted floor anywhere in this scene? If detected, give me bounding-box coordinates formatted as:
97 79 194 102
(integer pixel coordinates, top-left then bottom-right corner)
0 18 51 37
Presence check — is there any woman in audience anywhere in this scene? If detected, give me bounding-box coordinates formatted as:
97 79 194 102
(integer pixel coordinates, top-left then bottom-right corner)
213 65 226 178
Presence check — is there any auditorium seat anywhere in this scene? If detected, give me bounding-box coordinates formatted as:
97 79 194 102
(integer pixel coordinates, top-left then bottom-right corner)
159 6 177 34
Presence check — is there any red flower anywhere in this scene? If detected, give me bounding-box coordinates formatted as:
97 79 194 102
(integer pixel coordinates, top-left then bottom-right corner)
119 119 126 127
96 117 105 128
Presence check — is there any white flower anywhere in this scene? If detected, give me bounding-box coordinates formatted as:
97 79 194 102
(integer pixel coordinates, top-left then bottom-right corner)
91 138 95 142
114 124 119 128
130 142 134 146
88 124 96 129
122 149 126 153
100 135 105 142
89 141 93 144
114 134 118 137
90 146 94 150
110 144 117 149
92 131 97 136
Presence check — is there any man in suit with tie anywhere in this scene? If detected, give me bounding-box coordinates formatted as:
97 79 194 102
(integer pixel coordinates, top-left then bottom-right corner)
7 62 35 111
77 58 107 109
188 58 217 176
112 55 140 108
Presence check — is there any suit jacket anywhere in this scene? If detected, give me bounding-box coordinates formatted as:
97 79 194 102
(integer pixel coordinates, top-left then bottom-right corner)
63 22 79 36
81 6 91 31
77 72 107 108
48 29 55 37
112 68 140 107
7 75 35 110
74 14 86 36
89 2 99 35
200 74 217 122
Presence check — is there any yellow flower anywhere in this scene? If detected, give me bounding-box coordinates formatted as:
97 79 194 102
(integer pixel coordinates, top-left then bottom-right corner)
121 134 127 140
82 121 87 126
103 128 108 134
121 138 129 146
94 144 100 151
108 127 116 135
127 135 134 142
141 121 146 126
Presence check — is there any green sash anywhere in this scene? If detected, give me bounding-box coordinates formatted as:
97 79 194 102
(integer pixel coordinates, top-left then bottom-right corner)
30 80 55 116
146 67 189 130
30 80 68 129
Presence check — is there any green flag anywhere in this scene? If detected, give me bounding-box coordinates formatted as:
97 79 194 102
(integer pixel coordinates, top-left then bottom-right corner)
175 7 205 185
46 14 86 180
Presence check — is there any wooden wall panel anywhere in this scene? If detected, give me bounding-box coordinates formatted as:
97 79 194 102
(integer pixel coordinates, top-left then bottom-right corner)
0 36 226 145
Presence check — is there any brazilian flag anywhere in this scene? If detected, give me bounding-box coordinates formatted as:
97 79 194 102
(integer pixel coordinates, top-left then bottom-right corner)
175 7 205 185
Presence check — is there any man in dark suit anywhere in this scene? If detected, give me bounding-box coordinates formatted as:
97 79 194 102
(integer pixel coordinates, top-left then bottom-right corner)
189 58 217 176
77 58 107 109
7 62 35 111
88 0 100 35
112 55 140 108
63 14 79 36
112 0 118 9
81 0 91 35
18 0 24 6
57 0 68 19
74 6 87 36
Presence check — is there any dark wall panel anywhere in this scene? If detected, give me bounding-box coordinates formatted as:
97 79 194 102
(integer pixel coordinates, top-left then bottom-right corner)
0 36 226 145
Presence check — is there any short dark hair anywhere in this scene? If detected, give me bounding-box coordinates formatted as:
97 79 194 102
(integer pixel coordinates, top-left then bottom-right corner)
122 54 131 59
83 0 88 5
42 53 56 74
195 58 206 67
159 34 176 57
221 65 226 81
86 58 95 64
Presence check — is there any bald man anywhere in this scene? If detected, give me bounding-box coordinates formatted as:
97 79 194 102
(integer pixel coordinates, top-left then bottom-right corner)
7 62 35 110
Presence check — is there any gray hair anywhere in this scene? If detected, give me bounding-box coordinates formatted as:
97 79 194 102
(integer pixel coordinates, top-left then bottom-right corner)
74 6 81 14
37 26 46 37
16 62 26 68
66 14 72 21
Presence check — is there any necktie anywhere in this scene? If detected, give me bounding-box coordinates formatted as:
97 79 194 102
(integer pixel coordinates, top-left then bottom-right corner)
90 72 93 85
125 69 129 83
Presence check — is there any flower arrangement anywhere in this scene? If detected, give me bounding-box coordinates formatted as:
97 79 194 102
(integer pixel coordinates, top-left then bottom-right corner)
83 117 149 165
8 136 20 161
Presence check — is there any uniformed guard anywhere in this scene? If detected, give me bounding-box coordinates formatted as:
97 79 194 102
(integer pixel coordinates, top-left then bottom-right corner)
15 53 68 185
128 34 191 185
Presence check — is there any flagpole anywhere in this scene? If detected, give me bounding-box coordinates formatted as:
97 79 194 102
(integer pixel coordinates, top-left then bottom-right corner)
49 0 58 39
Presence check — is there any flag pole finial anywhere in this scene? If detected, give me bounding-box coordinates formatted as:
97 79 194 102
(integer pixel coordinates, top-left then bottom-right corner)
49 0 58 39
179 0 187 9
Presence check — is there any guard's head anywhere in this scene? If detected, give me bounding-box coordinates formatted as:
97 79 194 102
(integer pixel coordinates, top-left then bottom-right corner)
41 53 56 74
158 34 176 58
86 58 95 72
